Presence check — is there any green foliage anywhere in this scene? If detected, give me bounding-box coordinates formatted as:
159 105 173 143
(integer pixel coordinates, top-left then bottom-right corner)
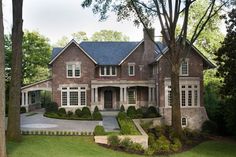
201 120 218 134
153 135 171 153
117 112 140 135
148 133 156 146
75 108 82 117
81 107 92 118
20 107 26 114
92 111 102 120
67 111 73 117
45 102 58 113
145 106 160 118
170 138 182 152
107 135 120 147
136 108 143 118
91 30 129 41
119 137 133 148
94 125 106 135
126 106 137 119
120 105 125 112
58 108 66 116
94 106 99 113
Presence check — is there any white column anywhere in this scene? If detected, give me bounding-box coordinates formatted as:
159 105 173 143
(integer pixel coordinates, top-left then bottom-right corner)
148 87 152 102
95 87 98 103
152 87 155 102
124 87 127 103
25 91 28 106
120 87 123 104
91 88 94 103
21 92 24 106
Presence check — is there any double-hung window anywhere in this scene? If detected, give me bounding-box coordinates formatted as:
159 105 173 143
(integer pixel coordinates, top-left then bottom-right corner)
128 89 136 104
66 62 81 78
128 63 135 76
180 59 189 76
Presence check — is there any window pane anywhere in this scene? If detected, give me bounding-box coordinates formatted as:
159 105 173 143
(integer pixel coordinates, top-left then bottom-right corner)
70 91 78 106
181 61 188 75
75 65 80 77
129 65 134 75
101 67 105 75
80 91 86 106
67 65 73 77
128 90 136 104
168 90 172 106
188 90 192 106
182 118 187 126
112 66 116 75
181 90 185 106
194 90 198 106
106 66 110 75
62 92 67 106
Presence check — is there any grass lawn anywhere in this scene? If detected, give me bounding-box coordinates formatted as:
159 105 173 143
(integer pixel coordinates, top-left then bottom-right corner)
7 136 236 157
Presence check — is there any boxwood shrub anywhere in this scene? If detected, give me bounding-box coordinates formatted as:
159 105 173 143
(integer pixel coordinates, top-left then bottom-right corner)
127 106 137 119
94 125 105 135
58 108 66 116
81 107 92 118
45 102 58 113
75 108 82 117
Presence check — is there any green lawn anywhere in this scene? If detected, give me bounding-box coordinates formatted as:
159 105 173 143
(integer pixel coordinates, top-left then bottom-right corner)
7 136 236 157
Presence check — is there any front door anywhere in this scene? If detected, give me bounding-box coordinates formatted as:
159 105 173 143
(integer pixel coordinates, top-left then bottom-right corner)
104 90 112 109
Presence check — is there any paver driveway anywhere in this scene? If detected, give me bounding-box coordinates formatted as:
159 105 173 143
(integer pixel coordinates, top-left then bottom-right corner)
20 109 101 132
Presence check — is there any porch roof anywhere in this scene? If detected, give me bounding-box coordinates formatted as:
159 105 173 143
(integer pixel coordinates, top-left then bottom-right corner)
21 79 52 92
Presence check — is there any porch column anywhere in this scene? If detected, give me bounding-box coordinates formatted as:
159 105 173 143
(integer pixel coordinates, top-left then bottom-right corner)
124 87 127 103
148 87 152 102
91 88 94 103
25 91 28 106
21 92 25 106
152 87 155 102
120 87 123 104
95 87 98 103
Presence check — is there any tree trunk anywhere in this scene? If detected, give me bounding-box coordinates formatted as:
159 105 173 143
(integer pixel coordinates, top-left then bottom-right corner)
170 45 182 137
7 0 23 141
0 0 7 156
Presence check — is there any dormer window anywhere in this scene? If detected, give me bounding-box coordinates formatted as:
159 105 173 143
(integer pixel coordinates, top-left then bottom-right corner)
128 63 135 76
180 59 189 76
100 66 117 76
66 62 81 78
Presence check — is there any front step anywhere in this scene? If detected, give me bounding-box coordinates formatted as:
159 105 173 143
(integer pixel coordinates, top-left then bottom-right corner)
100 111 119 117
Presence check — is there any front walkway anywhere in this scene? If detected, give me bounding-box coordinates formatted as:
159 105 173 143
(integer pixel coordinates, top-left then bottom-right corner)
20 109 101 132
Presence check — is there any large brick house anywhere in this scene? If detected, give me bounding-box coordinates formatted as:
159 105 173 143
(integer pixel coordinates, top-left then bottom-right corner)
21 29 214 129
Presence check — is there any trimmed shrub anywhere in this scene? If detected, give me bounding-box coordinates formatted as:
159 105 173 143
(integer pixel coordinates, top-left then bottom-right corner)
67 111 73 117
154 135 171 153
20 107 26 113
120 105 125 112
75 108 82 117
93 111 102 120
108 135 120 147
136 108 143 118
127 106 137 119
45 102 58 113
117 111 127 119
170 138 182 152
58 108 66 116
94 125 105 135
145 106 160 118
201 120 218 134
81 107 92 118
94 106 99 113
120 137 133 149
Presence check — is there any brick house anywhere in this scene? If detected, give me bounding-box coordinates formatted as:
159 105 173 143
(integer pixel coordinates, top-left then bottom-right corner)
21 29 214 129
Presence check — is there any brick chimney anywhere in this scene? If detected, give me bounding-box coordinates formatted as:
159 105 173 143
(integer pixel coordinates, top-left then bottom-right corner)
143 28 155 63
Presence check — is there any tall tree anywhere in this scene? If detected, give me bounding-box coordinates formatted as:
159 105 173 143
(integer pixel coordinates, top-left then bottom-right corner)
91 29 129 41
215 8 236 135
0 0 7 156
82 0 227 136
72 31 89 42
55 36 69 47
7 0 23 141
5 31 51 85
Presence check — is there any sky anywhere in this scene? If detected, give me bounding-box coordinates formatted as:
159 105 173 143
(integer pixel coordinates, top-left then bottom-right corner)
2 0 158 44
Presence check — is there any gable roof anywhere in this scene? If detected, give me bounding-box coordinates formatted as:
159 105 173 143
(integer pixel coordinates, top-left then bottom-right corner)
50 40 142 65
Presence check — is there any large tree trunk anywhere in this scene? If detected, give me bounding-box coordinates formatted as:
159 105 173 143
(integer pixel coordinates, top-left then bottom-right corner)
7 0 23 141
0 0 7 156
170 44 182 137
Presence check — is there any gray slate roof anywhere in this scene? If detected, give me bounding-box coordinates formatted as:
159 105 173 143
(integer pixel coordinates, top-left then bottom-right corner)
51 41 166 65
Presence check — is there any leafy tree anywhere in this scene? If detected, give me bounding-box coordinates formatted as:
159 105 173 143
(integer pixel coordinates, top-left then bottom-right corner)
82 0 228 136
72 31 89 42
0 0 7 156
7 0 23 141
91 29 129 41
5 31 51 85
215 8 236 135
55 35 69 47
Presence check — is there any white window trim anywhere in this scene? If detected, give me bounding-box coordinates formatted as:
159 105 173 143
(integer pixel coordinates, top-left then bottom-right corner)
61 86 87 107
128 63 135 76
99 66 117 76
66 62 81 78
180 58 189 76
164 79 200 108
